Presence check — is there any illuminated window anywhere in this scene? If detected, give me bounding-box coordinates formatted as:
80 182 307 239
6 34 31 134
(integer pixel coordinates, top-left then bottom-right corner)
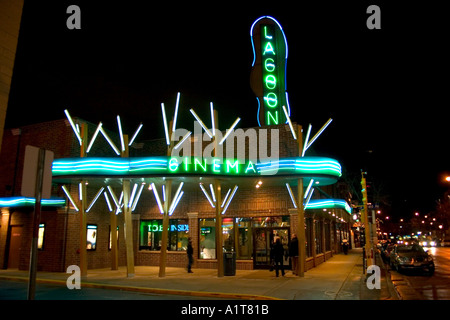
139 219 188 251
87 225 97 251
38 223 45 250
199 218 216 259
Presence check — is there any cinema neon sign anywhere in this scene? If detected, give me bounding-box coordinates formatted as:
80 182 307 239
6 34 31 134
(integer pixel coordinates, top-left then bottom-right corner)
250 16 289 126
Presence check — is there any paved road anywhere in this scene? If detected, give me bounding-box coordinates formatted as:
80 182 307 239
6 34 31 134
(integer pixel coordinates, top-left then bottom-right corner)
0 279 222 300
390 247 450 300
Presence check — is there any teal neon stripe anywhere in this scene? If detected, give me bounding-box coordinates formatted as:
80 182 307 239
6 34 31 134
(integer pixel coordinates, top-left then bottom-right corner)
305 199 352 214
0 197 66 208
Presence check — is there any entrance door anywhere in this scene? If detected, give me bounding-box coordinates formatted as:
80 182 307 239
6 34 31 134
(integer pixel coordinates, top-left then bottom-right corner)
253 227 290 269
8 226 23 269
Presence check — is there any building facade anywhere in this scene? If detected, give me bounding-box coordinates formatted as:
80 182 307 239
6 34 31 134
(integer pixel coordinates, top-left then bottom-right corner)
0 118 353 273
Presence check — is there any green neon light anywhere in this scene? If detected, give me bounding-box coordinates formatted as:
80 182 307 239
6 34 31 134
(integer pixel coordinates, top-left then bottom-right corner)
52 156 342 185
267 111 278 125
0 197 66 208
265 75 277 90
305 199 352 214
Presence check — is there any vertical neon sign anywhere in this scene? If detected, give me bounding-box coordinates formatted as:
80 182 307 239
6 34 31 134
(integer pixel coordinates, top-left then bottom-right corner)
250 16 289 126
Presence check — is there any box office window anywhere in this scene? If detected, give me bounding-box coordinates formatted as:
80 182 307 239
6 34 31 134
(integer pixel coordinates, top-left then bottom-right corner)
140 219 189 251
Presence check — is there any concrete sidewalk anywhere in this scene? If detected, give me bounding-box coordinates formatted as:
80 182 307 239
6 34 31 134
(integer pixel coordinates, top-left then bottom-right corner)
0 248 397 300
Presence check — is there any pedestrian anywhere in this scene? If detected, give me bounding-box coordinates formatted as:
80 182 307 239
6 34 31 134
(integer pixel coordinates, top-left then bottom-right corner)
187 238 194 273
341 239 349 255
289 234 299 276
272 237 285 277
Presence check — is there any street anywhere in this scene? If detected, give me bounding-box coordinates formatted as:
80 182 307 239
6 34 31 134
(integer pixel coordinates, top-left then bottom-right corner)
390 247 450 300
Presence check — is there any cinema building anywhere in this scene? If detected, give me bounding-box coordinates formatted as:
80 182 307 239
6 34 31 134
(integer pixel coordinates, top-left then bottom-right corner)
0 116 353 275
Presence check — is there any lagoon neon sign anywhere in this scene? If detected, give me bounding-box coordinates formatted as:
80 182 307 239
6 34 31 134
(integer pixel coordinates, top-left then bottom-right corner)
250 16 289 126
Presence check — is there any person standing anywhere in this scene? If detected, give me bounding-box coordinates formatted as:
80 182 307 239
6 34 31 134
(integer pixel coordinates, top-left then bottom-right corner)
272 237 285 277
187 238 194 273
289 234 299 276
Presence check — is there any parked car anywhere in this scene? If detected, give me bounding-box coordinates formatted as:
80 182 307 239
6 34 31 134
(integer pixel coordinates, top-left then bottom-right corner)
389 244 435 275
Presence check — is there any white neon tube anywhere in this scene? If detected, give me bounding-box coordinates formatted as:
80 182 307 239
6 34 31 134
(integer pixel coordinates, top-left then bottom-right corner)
107 186 120 208
129 123 143 146
302 124 312 157
103 191 113 212
117 116 125 152
305 118 333 151
151 183 164 214
209 184 216 203
221 185 238 215
161 103 171 146
131 183 145 212
86 122 103 153
282 105 297 140
86 187 105 213
100 127 120 155
78 182 83 201
128 183 138 207
303 179 314 199
62 185 79 212
199 183 215 208
172 92 181 133
221 188 231 208
304 188 315 208
210 102 215 137
174 131 192 150
219 117 241 145
190 109 213 138
169 191 184 216
286 183 297 208
64 109 82 145
169 182 184 214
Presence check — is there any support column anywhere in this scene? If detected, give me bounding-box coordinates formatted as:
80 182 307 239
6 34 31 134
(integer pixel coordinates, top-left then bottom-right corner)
110 211 118 270
122 135 135 278
215 179 223 277
296 124 305 277
79 123 88 278
159 179 172 277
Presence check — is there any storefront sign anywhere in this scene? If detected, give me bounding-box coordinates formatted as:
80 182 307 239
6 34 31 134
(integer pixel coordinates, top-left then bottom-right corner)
250 16 289 126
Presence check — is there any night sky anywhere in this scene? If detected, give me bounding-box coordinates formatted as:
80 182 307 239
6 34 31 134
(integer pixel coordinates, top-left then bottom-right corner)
5 1 450 219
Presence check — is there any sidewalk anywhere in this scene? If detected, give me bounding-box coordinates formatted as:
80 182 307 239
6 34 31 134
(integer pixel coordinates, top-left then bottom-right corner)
0 248 397 300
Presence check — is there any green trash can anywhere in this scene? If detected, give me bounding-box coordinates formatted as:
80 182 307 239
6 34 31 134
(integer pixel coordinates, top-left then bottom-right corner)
223 251 236 276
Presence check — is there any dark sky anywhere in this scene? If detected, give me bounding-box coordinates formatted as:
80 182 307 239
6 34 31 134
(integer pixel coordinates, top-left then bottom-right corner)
6 1 450 218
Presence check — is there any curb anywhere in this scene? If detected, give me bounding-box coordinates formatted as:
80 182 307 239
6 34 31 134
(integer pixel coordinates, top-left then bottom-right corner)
0 275 281 300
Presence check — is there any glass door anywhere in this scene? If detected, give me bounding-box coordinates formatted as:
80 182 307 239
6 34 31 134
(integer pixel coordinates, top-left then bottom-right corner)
253 227 290 269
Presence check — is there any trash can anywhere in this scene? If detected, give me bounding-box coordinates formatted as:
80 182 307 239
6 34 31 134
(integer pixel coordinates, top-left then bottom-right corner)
223 251 236 276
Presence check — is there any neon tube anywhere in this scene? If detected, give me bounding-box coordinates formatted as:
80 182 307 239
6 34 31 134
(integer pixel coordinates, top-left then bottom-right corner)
172 92 181 133
302 124 312 157
303 179 314 199
190 109 213 138
199 183 215 208
285 183 297 208
219 117 241 145
103 192 113 212
107 186 120 209
169 191 184 216
209 184 216 202
221 185 238 215
78 182 83 201
64 109 82 145
210 102 215 137
221 188 231 208
128 183 138 208
305 118 333 151
151 183 164 214
86 187 105 212
129 123 143 146
304 188 315 208
62 185 79 211
174 131 192 150
117 116 125 152
100 127 120 155
161 103 171 146
169 182 184 214
86 122 103 153
131 183 145 212
282 105 297 140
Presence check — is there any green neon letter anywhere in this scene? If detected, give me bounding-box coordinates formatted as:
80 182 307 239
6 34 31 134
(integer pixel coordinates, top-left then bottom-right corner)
264 92 278 108
267 111 279 125
194 157 207 172
263 42 275 55
226 159 239 174
245 161 257 174
264 58 275 72
212 159 221 173
264 26 273 39
265 75 277 90
184 157 189 171
169 158 179 172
